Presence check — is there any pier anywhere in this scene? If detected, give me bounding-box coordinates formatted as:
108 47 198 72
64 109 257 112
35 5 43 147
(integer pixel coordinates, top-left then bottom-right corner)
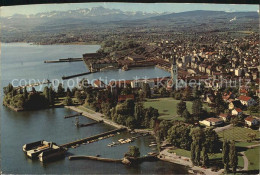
62 71 96 80
69 155 122 162
60 127 127 148
64 112 82 119
44 58 83 63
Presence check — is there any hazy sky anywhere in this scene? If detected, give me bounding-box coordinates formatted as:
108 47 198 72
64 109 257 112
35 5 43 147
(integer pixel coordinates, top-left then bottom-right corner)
1 3 259 17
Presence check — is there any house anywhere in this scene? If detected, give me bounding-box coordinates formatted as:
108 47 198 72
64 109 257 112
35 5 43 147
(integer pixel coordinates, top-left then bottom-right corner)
205 93 214 104
199 117 224 127
238 95 256 107
131 79 155 88
229 100 243 110
222 92 235 102
93 80 106 88
232 108 243 116
244 116 259 127
218 113 230 122
118 94 135 103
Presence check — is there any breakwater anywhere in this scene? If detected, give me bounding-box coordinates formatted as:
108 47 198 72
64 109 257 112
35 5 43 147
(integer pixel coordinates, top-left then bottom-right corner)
44 58 83 63
62 72 96 80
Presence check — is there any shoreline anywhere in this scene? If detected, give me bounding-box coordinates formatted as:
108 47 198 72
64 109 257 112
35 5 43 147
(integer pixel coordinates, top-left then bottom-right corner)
2 41 100 46
158 148 224 175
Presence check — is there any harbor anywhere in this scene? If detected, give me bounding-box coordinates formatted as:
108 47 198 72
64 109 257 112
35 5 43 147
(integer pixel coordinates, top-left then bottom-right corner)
1 43 187 174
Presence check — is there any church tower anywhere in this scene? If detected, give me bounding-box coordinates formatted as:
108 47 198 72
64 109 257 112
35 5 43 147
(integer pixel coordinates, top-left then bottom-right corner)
171 57 178 90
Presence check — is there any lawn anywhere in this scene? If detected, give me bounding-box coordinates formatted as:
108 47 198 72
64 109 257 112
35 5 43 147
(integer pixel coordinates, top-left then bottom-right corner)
245 146 260 171
144 98 210 121
168 148 244 169
218 126 260 142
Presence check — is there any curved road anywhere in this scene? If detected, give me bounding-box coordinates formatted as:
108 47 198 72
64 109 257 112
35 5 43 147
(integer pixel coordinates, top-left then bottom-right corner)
241 152 249 171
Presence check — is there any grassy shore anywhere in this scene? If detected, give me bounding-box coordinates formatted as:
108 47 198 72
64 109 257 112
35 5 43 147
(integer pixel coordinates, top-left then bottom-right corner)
144 97 210 121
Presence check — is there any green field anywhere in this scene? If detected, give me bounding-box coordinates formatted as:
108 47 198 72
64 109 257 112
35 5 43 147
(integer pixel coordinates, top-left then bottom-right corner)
218 127 260 142
144 98 210 121
168 148 244 168
245 146 260 170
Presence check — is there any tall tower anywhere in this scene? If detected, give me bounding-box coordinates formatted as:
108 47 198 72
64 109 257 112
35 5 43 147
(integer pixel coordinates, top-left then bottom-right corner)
171 57 178 90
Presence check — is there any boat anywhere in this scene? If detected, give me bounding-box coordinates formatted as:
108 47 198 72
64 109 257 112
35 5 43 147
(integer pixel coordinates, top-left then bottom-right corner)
122 65 129 71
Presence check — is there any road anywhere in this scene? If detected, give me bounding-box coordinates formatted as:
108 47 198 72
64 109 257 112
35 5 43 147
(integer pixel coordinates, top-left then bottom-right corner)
241 152 249 171
214 124 232 133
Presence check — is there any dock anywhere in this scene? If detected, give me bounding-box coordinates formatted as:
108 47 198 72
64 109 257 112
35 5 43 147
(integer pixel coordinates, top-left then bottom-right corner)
60 127 127 148
77 120 103 127
62 71 96 80
69 155 122 162
44 58 83 63
64 112 82 119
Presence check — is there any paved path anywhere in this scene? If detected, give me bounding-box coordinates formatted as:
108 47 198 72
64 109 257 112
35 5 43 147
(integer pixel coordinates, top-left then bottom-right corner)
159 148 224 175
65 106 125 129
241 152 249 171
214 124 232 133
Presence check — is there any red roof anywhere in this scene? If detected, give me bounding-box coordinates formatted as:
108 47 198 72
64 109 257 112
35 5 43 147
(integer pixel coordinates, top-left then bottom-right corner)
118 94 135 102
219 113 229 118
238 95 252 102
245 116 255 122
234 108 243 113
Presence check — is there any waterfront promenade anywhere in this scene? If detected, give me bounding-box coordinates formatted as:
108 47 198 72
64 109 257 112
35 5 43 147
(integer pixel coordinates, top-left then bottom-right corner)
65 106 125 129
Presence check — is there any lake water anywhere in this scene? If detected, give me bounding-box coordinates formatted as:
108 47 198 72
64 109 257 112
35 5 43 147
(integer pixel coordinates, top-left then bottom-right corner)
0 43 187 174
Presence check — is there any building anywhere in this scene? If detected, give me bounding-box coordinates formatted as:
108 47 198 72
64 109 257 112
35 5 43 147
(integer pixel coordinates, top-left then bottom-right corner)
218 113 230 122
171 58 178 90
199 118 224 127
131 79 155 88
229 100 243 110
238 95 256 107
244 116 259 127
93 80 106 88
232 108 243 116
118 94 135 103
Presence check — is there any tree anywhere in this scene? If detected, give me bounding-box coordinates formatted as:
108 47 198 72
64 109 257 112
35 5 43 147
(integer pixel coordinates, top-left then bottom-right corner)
134 102 144 126
159 87 168 97
66 87 72 97
3 83 14 95
167 123 192 150
126 146 140 158
204 128 221 153
48 86 55 106
23 87 28 100
214 91 227 114
158 120 172 140
222 140 230 173
57 83 65 97
229 141 238 173
202 147 209 167
142 83 151 98
182 109 192 123
191 142 196 165
192 99 203 120
71 87 78 96
177 100 187 115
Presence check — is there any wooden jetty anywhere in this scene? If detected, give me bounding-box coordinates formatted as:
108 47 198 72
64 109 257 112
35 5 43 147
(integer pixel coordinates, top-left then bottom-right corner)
69 155 122 162
64 112 82 119
77 120 103 127
60 127 127 148
44 58 83 63
62 71 96 80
